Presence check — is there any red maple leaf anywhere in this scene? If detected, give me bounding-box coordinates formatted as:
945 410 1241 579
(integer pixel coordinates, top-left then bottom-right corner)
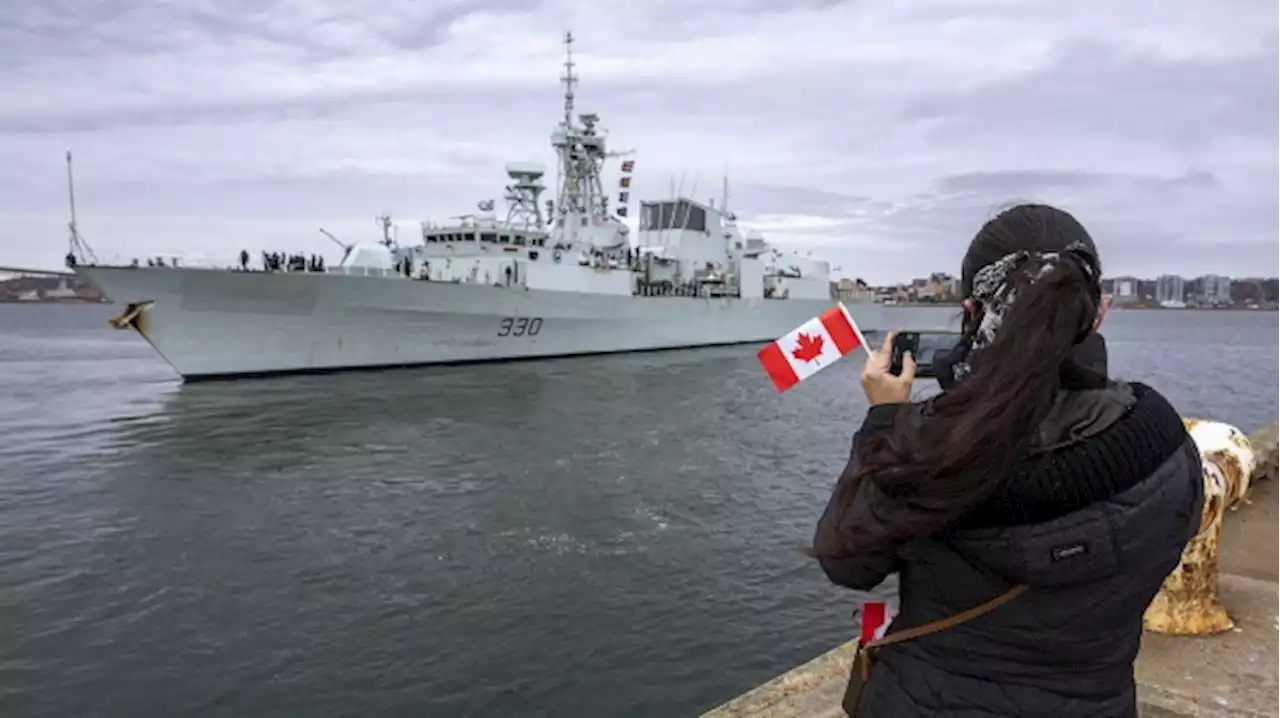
791 332 825 363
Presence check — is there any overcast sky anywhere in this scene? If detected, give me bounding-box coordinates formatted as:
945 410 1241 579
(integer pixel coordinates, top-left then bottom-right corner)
2 0 1276 283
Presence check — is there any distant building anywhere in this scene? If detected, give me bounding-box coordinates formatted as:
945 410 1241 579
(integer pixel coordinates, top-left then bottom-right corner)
835 277 873 303
0 272 105 303
929 272 960 301
1109 276 1140 306
872 285 910 304
898 274 960 303
909 277 930 300
1156 275 1186 306
45 278 78 300
1196 274 1232 306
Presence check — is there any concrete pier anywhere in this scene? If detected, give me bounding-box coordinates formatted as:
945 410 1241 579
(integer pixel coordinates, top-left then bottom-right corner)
702 422 1279 718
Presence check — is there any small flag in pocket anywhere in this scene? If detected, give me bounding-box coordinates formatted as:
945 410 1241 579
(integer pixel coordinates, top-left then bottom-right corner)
861 601 895 644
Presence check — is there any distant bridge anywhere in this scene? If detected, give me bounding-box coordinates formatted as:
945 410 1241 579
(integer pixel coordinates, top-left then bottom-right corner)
0 266 74 278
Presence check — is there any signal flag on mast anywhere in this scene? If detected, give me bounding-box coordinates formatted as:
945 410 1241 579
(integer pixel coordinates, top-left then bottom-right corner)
616 159 635 218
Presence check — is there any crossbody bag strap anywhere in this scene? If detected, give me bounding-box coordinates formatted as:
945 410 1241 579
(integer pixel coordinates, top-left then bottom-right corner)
865 584 1028 650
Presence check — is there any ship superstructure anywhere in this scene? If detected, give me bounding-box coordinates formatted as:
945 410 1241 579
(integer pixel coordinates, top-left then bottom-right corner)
72 32 872 381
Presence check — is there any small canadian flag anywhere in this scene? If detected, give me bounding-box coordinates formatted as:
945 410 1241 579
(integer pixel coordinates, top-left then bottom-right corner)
757 303 871 392
861 601 895 645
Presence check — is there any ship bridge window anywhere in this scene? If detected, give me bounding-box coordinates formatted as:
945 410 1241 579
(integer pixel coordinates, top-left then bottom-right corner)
498 234 511 244
481 233 497 242
640 201 707 233
513 235 527 246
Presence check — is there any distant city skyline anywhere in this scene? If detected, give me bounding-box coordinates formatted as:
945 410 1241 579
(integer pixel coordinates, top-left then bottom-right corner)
4 267 1277 308
838 271 1278 309
849 271 1279 289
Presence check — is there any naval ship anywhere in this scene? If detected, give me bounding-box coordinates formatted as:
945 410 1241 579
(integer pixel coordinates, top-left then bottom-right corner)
72 33 881 381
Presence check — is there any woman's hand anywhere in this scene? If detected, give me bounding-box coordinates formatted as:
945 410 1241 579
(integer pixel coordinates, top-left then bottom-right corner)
861 331 916 406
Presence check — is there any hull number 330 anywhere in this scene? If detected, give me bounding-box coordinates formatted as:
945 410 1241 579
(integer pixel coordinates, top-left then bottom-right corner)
497 317 543 337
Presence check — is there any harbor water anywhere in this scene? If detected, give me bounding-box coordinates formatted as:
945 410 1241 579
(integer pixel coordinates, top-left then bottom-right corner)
0 304 1275 717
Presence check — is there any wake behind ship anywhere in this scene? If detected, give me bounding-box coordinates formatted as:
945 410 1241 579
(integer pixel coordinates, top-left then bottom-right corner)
73 32 881 381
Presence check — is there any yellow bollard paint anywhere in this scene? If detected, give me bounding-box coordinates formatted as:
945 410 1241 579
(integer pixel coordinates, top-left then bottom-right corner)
1142 419 1259 636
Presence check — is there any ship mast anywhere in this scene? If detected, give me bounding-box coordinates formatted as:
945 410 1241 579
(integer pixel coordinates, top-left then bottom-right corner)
722 160 731 218
561 30 576 130
553 31 583 224
64 150 98 265
551 31 622 236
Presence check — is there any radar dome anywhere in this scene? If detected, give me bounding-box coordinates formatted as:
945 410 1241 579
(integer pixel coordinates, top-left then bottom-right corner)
506 162 546 179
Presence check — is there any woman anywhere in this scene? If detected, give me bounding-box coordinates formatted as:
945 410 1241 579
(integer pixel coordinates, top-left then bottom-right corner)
812 204 1203 717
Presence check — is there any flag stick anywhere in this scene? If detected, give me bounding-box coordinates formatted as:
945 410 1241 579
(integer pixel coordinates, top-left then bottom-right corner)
838 302 876 359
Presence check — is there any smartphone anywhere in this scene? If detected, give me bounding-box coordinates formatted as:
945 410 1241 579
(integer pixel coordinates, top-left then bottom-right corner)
890 330 962 379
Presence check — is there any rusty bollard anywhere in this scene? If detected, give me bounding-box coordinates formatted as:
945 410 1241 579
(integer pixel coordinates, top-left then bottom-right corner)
1141 420 1268 636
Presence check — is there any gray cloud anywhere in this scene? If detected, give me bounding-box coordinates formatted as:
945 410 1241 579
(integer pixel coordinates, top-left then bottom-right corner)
932 170 1214 195
905 39 1279 150
1 0 1276 282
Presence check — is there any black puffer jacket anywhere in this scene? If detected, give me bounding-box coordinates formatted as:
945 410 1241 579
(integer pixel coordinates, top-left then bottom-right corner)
814 343 1203 718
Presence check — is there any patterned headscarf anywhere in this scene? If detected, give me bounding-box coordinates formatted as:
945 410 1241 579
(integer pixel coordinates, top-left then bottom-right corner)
949 242 1100 383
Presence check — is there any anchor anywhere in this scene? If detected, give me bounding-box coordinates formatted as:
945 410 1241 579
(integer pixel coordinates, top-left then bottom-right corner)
108 299 154 330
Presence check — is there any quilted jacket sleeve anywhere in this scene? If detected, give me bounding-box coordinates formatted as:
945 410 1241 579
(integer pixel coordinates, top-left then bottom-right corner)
813 403 905 591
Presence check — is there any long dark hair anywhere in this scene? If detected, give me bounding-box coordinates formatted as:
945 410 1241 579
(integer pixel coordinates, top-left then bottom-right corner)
813 204 1103 557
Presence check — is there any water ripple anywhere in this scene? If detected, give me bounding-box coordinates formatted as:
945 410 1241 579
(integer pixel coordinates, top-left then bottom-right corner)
0 304 1275 717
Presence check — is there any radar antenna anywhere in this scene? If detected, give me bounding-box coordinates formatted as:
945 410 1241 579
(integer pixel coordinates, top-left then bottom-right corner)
376 214 395 248
503 163 547 230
